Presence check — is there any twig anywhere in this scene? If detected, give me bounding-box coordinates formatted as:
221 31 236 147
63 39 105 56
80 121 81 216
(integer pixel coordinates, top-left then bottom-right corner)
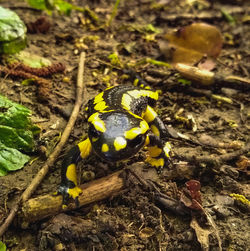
107 0 121 27
0 52 86 237
179 142 250 170
175 63 250 91
160 6 250 22
18 170 124 225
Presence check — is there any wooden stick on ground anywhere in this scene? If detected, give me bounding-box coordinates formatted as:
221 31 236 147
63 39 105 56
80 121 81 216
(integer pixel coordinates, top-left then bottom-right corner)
175 63 250 90
0 52 86 237
18 170 124 226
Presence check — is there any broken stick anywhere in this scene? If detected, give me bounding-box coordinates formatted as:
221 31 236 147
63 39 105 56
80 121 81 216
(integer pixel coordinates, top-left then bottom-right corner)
18 170 124 226
0 52 86 236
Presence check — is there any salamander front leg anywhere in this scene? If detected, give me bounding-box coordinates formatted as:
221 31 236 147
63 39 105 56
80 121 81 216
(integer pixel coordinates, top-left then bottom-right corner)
145 134 171 173
57 138 92 208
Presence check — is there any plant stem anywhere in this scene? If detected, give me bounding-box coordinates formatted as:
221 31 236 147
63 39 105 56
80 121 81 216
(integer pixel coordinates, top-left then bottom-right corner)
107 0 121 27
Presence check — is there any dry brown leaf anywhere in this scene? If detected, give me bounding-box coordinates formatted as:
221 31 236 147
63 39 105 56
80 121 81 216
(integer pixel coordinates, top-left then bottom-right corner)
163 23 223 69
191 214 222 251
236 156 250 174
190 218 211 251
139 227 155 239
190 208 222 251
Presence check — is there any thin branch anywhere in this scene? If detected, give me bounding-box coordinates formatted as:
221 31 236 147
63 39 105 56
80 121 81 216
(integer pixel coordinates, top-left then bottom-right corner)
0 52 86 237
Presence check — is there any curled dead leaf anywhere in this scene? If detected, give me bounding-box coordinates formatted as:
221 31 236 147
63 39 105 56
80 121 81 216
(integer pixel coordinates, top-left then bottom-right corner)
180 180 202 210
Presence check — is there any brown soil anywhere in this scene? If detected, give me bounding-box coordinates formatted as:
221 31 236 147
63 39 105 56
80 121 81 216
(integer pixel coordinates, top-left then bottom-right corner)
0 0 249 250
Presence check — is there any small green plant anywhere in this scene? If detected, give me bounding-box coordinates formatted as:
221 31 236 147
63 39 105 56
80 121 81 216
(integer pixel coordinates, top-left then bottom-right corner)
0 241 6 251
108 52 122 67
129 58 171 68
27 0 83 15
221 9 236 26
178 78 192 86
107 0 121 26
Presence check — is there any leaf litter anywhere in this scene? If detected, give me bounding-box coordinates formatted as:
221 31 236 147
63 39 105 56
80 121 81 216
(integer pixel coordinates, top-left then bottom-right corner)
0 0 249 250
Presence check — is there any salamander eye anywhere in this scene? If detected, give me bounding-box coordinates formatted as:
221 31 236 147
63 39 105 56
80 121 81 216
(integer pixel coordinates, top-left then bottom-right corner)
128 134 144 148
89 124 101 138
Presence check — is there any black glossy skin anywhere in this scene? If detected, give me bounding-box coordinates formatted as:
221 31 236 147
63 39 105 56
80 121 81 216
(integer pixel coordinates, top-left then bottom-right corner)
86 85 157 116
86 85 159 161
58 84 171 206
88 111 147 162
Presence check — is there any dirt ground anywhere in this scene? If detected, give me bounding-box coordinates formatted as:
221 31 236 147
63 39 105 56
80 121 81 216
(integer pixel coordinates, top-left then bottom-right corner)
0 0 249 250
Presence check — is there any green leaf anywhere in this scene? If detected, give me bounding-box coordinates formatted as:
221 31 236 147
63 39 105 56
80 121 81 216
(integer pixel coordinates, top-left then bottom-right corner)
54 0 74 15
0 125 34 152
21 78 36 85
145 24 159 33
0 95 40 175
0 95 40 151
221 9 236 26
27 0 48 10
0 142 30 176
0 6 27 54
7 51 52 68
108 52 121 66
0 241 7 251
27 0 83 15
178 78 192 86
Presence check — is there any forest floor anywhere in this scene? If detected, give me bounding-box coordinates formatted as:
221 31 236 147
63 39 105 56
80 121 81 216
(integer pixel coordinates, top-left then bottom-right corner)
0 0 249 250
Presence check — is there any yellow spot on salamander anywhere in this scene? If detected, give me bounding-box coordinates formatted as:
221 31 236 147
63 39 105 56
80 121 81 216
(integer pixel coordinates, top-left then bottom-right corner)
68 186 82 200
128 90 158 101
114 137 127 151
66 163 78 186
133 78 139 86
94 92 104 104
145 135 150 145
140 120 149 134
128 111 143 120
104 86 115 91
121 93 132 111
78 138 92 159
148 145 162 157
143 106 157 123
88 113 106 132
92 137 98 142
102 143 109 152
124 120 149 140
145 157 164 168
150 124 160 137
94 101 108 111
124 127 142 140
163 142 171 158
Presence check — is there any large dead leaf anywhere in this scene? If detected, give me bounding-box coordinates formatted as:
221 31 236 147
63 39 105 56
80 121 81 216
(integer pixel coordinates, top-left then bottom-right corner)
162 23 223 70
190 211 222 251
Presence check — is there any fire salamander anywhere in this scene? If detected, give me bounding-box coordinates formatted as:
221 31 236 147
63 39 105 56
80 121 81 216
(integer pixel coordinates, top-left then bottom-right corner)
58 84 172 207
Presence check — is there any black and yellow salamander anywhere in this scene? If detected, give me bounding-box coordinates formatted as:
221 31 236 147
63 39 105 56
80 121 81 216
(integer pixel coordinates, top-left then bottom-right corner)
58 85 172 206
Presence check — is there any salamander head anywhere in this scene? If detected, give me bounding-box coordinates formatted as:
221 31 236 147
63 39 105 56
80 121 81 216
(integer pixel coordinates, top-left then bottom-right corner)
88 111 149 162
